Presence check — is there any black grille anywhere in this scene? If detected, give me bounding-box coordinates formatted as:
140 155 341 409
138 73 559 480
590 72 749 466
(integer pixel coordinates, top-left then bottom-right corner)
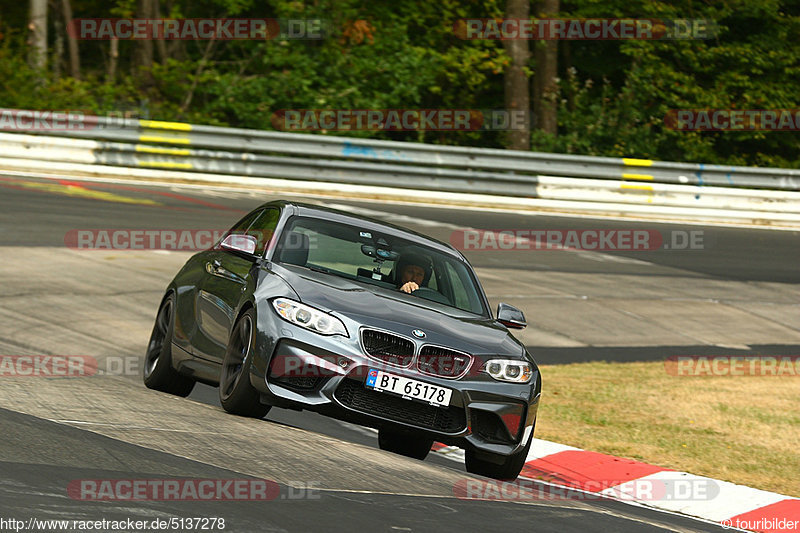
335 379 465 433
417 346 473 378
361 329 415 367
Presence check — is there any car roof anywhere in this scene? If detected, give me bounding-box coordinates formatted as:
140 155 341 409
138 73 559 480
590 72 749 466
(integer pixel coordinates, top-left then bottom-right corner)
259 200 465 259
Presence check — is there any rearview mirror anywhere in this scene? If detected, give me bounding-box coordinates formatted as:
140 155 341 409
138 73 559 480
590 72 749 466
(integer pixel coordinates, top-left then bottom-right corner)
361 244 398 261
497 303 526 329
220 233 257 255
376 249 399 261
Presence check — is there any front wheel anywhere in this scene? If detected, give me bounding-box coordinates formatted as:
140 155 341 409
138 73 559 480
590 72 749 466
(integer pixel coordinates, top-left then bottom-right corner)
219 309 271 419
378 429 434 460
465 434 533 480
143 293 195 397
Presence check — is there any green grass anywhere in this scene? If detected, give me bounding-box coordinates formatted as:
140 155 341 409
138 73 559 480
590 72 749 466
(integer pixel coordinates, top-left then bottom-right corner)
535 361 799 497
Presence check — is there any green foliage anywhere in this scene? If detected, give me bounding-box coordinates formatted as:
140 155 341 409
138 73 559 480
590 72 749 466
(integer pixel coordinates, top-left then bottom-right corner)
2 0 800 166
550 0 800 166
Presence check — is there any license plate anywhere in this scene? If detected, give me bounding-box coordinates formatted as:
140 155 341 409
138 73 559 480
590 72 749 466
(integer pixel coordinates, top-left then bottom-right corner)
365 368 452 407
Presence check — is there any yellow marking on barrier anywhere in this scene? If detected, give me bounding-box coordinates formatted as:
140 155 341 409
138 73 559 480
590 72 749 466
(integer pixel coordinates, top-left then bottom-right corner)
622 173 654 181
137 161 193 170
135 145 191 156
622 158 653 167
138 135 191 145
3 179 161 205
620 183 654 191
139 119 192 131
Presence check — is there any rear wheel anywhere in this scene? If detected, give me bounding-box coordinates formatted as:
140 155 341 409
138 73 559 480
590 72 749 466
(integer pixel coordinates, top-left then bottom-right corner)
378 429 434 460
143 294 195 397
465 433 533 481
219 309 271 419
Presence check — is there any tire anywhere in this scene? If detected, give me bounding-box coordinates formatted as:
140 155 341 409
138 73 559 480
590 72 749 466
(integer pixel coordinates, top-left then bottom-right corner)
378 429 434 460
465 433 533 481
143 293 195 397
219 308 271 419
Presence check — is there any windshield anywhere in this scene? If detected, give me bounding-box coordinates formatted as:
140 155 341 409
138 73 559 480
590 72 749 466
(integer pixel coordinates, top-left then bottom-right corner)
274 216 487 316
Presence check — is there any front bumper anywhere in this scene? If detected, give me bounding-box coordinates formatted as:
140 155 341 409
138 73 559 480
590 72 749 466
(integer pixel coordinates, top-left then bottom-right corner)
250 334 540 457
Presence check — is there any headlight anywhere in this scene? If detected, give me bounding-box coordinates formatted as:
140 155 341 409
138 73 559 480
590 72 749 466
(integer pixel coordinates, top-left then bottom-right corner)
272 298 348 336
483 359 532 383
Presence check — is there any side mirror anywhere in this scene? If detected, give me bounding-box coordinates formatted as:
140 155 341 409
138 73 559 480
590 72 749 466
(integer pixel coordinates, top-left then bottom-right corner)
497 303 526 329
220 233 257 255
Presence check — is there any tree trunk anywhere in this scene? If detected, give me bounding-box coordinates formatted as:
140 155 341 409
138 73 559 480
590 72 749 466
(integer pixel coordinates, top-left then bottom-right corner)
533 0 559 135
28 0 48 72
502 0 530 150
107 37 119 82
154 0 168 63
52 4 63 78
134 0 155 82
61 0 80 78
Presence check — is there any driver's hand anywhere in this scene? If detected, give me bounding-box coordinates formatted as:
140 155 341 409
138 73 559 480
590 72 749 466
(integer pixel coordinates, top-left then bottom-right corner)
399 281 419 293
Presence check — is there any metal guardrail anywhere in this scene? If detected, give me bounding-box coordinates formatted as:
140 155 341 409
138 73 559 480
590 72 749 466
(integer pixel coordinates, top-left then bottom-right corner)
9 111 800 191
1 110 800 224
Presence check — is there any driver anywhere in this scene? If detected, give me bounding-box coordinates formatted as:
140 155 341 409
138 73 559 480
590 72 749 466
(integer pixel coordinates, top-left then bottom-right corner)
395 252 431 294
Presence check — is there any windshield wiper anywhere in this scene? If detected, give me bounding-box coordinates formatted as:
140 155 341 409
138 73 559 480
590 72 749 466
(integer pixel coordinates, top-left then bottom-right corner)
306 265 332 275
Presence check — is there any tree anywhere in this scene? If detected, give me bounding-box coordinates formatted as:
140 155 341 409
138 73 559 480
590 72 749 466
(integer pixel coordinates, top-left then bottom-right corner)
27 0 47 72
533 0 559 135
134 0 155 81
61 0 80 78
503 0 531 150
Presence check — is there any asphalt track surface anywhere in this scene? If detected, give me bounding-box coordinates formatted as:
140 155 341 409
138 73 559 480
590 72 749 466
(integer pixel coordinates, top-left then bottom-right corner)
2 174 797 282
1 174 794 532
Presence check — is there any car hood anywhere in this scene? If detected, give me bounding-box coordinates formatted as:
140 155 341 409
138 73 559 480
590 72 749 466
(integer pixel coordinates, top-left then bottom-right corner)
272 264 525 357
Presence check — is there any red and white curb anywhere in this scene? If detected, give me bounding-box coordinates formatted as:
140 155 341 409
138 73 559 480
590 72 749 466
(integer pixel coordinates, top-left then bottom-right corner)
433 440 800 532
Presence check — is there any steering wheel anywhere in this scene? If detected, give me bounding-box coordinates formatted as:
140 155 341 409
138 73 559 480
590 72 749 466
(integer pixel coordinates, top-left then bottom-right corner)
412 287 452 305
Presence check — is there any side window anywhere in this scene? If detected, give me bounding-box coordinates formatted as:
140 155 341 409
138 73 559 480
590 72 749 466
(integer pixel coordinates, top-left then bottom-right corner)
226 209 263 237
246 208 280 256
